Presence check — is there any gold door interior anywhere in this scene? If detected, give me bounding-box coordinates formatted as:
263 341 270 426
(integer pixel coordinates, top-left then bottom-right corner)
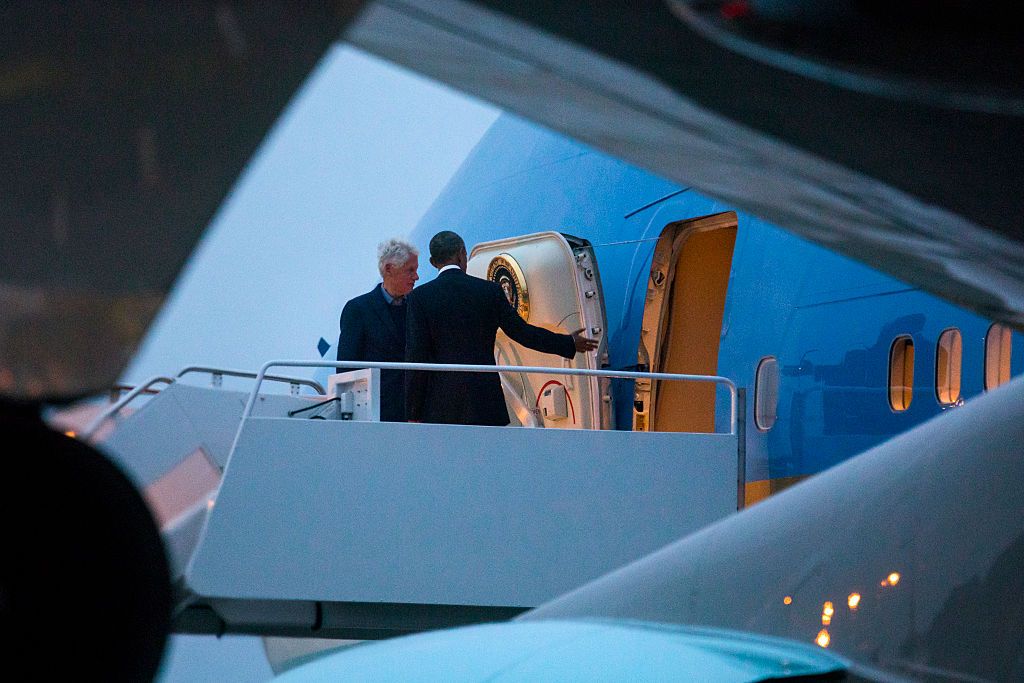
635 213 737 433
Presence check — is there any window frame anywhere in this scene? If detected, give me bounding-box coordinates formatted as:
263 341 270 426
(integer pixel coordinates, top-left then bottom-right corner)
754 355 779 432
888 335 915 412
984 322 1012 391
934 327 963 405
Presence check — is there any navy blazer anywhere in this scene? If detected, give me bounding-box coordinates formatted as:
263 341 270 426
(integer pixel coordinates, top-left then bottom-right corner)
336 283 407 422
405 268 576 426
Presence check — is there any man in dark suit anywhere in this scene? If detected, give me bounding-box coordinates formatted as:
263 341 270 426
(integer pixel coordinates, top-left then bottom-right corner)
405 231 598 426
337 238 419 422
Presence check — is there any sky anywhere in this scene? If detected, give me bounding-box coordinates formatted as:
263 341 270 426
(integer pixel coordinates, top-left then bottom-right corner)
146 44 499 682
125 43 499 391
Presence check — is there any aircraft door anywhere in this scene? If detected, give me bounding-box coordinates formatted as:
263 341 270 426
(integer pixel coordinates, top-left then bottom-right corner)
468 232 611 429
634 213 737 433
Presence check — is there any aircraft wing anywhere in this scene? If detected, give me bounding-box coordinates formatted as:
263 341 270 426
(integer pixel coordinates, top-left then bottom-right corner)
274 619 862 682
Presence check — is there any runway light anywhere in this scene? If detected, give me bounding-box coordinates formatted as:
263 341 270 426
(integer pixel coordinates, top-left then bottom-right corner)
783 596 793 605
821 601 834 625
887 572 901 586
816 629 831 648
848 593 861 610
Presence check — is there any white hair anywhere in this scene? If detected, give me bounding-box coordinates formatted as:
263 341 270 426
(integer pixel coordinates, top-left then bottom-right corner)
377 238 418 277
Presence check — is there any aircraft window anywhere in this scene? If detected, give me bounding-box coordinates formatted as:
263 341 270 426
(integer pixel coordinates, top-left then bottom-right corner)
985 323 1012 390
754 356 779 431
889 336 915 411
935 328 962 405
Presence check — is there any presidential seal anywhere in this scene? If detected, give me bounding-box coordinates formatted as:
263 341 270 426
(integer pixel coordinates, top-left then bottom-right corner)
487 253 530 321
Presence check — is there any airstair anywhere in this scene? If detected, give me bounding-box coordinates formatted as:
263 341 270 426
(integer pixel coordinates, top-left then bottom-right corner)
85 361 746 639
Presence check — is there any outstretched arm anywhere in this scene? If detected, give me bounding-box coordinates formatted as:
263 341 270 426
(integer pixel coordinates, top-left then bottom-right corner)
496 286 596 359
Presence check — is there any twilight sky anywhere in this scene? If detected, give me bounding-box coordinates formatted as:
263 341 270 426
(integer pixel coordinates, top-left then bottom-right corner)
126 43 498 391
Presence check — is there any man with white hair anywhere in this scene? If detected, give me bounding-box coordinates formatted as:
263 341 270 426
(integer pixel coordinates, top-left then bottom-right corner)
337 238 419 422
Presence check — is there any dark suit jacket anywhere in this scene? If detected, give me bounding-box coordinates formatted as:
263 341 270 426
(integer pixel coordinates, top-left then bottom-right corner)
337 283 407 422
405 268 576 426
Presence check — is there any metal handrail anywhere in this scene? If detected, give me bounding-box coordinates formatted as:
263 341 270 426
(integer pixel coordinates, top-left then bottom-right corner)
81 375 175 439
176 366 325 395
81 365 328 441
108 383 164 402
239 360 739 434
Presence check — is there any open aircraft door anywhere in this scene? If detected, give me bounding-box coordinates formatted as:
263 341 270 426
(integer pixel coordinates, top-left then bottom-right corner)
634 213 738 434
468 232 612 429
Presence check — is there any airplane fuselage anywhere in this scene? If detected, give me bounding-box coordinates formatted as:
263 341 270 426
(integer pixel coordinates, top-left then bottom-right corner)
406 114 1022 502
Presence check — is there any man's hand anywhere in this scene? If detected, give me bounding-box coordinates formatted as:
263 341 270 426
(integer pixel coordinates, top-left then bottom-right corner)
570 328 600 353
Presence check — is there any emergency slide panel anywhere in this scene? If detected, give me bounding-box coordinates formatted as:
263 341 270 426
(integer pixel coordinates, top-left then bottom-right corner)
187 418 737 612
